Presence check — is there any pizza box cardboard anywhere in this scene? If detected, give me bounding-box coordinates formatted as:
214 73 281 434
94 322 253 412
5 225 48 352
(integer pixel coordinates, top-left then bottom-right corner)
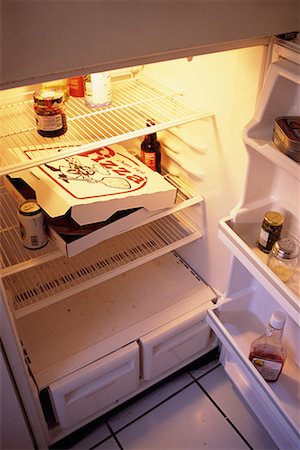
5 174 171 258
17 144 176 226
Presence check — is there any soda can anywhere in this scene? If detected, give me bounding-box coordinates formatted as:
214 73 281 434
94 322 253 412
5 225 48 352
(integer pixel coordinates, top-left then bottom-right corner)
18 200 48 249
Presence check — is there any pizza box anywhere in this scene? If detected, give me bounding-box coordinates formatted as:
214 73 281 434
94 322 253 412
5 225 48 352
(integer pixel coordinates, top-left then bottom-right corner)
5 174 170 258
17 144 176 226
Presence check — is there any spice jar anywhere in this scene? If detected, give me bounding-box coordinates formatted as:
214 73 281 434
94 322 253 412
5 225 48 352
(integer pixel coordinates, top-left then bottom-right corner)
257 211 284 253
268 237 299 282
33 89 68 138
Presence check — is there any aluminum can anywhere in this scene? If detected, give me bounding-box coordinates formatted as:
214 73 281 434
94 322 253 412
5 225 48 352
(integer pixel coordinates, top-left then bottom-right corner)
18 200 48 249
273 116 300 162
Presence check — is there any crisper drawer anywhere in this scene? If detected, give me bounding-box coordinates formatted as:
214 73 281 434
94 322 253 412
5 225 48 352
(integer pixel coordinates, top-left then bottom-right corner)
49 342 139 428
140 306 211 380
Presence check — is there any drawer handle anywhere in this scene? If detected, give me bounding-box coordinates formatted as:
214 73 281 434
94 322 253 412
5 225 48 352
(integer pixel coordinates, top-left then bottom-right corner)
65 360 134 404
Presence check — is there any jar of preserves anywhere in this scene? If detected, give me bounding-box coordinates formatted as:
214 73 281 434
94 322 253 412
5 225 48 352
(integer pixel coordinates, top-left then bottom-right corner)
42 79 70 101
268 237 299 282
257 211 284 253
33 89 68 137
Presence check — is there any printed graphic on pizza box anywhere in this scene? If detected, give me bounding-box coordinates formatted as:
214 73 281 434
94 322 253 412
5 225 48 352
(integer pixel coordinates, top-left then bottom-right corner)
21 145 177 225
26 147 148 199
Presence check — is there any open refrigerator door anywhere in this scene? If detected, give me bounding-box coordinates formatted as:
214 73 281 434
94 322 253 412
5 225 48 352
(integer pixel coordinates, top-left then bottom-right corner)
207 39 300 449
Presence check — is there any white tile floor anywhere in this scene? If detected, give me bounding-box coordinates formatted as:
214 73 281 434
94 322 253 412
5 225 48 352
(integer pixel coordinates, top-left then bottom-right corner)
52 358 278 450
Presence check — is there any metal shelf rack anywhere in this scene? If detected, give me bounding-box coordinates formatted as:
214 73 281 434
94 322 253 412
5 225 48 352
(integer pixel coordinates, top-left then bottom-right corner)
0 75 212 176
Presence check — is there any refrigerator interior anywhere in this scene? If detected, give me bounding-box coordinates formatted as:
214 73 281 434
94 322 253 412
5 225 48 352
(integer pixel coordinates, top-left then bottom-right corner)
1 41 293 446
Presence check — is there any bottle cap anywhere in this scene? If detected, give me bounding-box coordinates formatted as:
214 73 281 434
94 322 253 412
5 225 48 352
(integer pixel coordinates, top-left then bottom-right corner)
270 311 286 329
271 237 299 260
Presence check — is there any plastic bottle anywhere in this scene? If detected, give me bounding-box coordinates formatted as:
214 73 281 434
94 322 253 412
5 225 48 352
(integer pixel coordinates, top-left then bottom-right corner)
84 72 112 107
141 119 161 173
68 76 85 97
249 311 287 382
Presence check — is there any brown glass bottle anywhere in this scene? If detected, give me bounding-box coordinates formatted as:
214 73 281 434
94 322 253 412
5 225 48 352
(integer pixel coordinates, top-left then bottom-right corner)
141 119 161 173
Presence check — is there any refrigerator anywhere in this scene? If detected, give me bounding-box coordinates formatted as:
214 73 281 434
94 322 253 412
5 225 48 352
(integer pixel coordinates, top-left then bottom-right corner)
0 2 299 449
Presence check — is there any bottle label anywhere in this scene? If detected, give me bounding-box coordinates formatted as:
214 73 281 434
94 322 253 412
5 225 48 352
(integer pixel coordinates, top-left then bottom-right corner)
141 151 156 171
258 228 269 247
36 113 63 131
251 357 283 381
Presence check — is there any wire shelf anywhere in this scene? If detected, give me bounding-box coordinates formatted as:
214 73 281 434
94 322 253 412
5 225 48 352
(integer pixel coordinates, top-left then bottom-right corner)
0 174 202 275
0 76 211 176
4 209 203 318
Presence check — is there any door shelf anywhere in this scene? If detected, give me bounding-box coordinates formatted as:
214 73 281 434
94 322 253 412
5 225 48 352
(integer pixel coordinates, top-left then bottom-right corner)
242 56 300 182
0 75 212 176
243 130 300 182
219 217 299 321
207 291 300 448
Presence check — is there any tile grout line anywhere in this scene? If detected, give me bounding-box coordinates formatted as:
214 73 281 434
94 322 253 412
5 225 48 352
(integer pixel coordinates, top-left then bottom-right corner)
108 377 196 435
88 419 124 450
194 379 254 450
105 360 222 437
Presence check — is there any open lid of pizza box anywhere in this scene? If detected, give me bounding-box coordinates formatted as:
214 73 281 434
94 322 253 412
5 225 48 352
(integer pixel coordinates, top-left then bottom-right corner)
12 144 177 226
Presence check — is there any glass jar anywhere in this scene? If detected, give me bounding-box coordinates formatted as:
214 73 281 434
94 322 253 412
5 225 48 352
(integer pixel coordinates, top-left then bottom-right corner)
42 79 70 101
257 211 284 253
33 89 67 137
268 237 299 282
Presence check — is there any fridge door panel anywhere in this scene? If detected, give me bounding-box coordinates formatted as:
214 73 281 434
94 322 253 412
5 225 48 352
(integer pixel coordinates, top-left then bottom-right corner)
222 351 300 450
140 305 212 380
49 342 139 428
206 292 300 449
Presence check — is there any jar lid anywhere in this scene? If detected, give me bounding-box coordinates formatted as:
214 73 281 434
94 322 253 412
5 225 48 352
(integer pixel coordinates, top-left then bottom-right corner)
270 311 286 329
271 237 299 259
33 88 64 105
264 211 284 226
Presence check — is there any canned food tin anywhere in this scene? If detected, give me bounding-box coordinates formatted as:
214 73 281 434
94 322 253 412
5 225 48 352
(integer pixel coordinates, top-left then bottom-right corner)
257 211 284 253
18 200 48 249
273 116 300 163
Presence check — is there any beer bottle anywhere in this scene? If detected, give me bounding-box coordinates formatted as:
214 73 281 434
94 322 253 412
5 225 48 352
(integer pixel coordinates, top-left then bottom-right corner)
141 119 161 173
